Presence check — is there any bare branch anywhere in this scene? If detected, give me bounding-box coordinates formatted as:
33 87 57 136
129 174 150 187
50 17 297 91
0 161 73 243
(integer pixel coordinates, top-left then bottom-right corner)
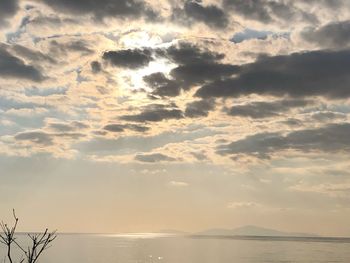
0 210 57 263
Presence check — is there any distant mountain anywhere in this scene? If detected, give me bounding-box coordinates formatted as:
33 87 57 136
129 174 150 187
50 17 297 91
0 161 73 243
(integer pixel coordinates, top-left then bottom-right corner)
195 225 318 237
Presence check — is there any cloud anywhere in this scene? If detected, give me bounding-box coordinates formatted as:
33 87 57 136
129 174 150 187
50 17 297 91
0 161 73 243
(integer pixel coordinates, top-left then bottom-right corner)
0 46 44 82
91 61 102 73
120 104 183 122
170 62 239 90
103 124 149 132
24 87 67 97
172 0 229 29
103 124 124 132
143 43 238 97
27 13 78 27
48 121 89 132
290 182 350 197
14 131 53 146
301 20 350 49
49 40 94 56
12 45 56 64
158 42 224 65
217 123 350 159
103 48 153 69
14 129 86 146
0 96 48 111
143 72 180 97
185 99 215 118
190 151 208 161
53 132 86 140
227 99 311 119
223 0 317 24
135 153 176 163
310 111 347 122
145 64 238 98
223 0 271 23
196 49 350 99
41 0 159 21
281 118 303 127
0 0 19 26
76 128 218 155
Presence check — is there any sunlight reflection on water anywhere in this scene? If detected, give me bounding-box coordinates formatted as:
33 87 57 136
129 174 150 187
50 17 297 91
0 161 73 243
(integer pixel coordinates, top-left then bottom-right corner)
100 233 178 239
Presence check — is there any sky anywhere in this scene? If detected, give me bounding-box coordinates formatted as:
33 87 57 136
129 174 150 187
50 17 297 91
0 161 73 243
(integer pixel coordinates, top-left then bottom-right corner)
1 0 350 236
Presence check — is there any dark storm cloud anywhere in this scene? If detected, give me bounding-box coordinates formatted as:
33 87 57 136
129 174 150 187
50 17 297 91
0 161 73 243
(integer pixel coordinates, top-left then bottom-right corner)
0 0 19 26
224 0 273 22
172 0 229 29
223 0 317 24
0 46 44 82
15 131 53 146
196 49 350 99
103 124 149 132
143 72 180 97
91 61 102 73
143 63 238 97
227 99 311 119
217 123 350 158
170 62 239 89
41 0 159 21
103 48 153 69
223 0 271 23
301 21 350 49
143 43 238 97
159 42 224 65
304 0 346 9
185 99 216 118
120 104 183 122
135 153 176 163
12 45 56 64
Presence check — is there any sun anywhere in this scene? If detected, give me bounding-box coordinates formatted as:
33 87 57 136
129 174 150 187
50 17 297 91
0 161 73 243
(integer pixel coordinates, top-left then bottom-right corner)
130 59 176 90
112 29 181 94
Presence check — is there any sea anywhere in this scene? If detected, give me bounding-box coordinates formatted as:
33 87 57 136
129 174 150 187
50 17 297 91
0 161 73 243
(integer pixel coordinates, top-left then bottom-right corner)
1 233 350 263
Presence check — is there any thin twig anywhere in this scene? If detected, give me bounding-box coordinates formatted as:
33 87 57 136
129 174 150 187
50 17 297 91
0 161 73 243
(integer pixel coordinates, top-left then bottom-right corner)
0 210 57 263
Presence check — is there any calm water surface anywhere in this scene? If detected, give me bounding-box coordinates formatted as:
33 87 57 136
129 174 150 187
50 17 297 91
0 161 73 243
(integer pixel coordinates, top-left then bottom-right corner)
1 234 350 263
